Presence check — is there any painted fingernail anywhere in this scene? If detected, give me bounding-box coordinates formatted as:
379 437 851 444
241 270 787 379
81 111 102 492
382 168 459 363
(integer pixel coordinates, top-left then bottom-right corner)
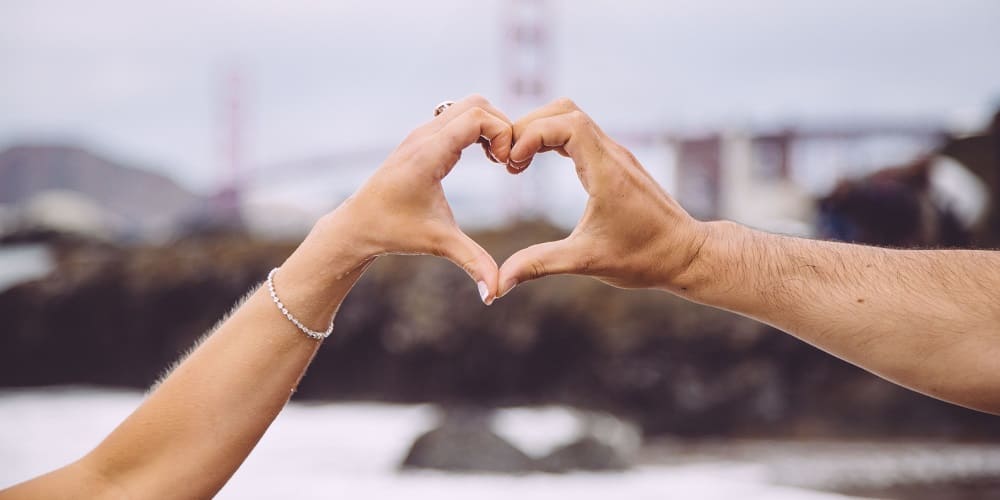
498 279 517 298
477 280 492 305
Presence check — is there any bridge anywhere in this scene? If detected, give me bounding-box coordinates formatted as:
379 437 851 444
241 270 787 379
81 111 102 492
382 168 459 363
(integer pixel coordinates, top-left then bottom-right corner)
215 0 947 231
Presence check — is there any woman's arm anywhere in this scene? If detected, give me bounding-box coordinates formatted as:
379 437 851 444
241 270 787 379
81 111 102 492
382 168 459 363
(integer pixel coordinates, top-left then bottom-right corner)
3 225 369 499
496 97 1000 415
1 94 514 499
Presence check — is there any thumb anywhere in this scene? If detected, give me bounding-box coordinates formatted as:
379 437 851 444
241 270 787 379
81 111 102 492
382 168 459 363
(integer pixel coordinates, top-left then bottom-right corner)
437 230 500 305
497 238 580 299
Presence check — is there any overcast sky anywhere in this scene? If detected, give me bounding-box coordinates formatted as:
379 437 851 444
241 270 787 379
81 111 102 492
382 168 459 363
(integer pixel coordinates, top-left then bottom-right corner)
2 0 999 220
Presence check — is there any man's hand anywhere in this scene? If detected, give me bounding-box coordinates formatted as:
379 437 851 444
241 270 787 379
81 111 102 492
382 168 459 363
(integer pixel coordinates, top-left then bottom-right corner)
497 98 709 296
322 94 513 304
495 99 1000 416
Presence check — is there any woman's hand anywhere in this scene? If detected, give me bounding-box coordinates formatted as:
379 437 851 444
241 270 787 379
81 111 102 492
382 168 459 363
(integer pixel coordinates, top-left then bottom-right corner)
317 94 514 304
497 98 709 296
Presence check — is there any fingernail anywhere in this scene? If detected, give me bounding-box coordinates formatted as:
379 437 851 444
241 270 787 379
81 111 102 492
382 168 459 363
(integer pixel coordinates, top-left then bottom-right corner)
498 279 517 298
507 160 526 172
477 280 492 305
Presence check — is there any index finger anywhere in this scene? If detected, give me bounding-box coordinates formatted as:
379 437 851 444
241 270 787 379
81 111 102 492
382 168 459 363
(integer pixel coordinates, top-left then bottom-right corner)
508 98 603 172
508 110 604 172
429 94 512 132
432 106 514 167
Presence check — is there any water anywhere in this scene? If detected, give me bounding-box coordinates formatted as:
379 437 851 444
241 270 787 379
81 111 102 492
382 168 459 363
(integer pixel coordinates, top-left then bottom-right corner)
0 388 854 499
0 243 53 292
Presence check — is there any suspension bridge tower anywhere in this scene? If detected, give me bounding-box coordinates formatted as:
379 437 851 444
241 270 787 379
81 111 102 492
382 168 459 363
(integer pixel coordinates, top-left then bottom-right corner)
502 0 552 220
213 66 246 227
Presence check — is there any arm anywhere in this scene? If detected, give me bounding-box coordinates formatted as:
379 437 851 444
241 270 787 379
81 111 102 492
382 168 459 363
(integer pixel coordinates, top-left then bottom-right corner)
2 232 368 500
1 94 513 499
496 98 1000 415
681 224 1000 413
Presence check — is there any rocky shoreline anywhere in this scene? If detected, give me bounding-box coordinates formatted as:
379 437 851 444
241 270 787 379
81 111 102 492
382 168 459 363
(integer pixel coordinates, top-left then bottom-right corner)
2 223 1000 440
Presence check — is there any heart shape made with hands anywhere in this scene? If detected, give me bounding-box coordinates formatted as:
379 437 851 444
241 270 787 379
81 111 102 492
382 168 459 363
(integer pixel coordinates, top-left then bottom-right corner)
381 95 703 306
347 95 700 307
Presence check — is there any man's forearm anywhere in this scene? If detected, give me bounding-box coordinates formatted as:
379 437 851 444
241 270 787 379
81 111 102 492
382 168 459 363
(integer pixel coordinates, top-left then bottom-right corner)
675 220 1000 414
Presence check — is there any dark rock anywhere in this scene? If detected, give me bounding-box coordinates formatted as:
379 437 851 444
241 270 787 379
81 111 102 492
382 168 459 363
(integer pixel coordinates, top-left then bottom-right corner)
401 408 535 474
537 436 629 473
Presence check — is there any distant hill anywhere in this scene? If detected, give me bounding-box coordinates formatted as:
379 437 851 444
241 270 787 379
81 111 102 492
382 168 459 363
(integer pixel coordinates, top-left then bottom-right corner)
0 144 204 235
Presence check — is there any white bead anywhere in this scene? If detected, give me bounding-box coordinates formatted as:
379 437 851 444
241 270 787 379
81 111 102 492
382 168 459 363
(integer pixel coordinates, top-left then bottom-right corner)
266 267 333 340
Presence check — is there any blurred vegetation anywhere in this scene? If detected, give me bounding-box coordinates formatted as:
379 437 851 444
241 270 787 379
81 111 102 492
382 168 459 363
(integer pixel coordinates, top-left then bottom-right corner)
1 220 998 439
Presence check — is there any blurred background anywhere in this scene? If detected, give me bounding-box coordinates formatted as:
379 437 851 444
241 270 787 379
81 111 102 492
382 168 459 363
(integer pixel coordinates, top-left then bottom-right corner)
2 0 1000 498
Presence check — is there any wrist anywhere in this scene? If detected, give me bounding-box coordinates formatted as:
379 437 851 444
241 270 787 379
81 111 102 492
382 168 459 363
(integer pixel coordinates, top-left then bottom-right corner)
281 207 377 291
662 220 740 300
314 199 381 263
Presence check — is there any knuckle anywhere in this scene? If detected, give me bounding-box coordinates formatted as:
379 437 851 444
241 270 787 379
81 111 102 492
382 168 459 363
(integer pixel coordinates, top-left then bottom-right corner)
467 106 488 120
512 121 530 141
623 147 640 166
567 110 591 129
465 93 489 107
461 258 478 277
528 260 548 279
554 97 577 110
497 122 513 137
613 141 638 163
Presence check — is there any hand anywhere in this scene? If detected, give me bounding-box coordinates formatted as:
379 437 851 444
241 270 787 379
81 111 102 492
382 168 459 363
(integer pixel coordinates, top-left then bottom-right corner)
318 94 513 304
497 98 710 296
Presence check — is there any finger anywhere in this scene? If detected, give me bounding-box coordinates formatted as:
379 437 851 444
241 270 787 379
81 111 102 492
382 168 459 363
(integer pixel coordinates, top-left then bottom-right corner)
496 238 581 298
431 94 512 132
506 162 528 175
508 111 601 174
539 145 571 157
508 97 584 168
513 97 581 132
507 156 532 173
479 137 500 164
437 229 500 305
420 95 513 164
434 107 513 165
506 144 573 173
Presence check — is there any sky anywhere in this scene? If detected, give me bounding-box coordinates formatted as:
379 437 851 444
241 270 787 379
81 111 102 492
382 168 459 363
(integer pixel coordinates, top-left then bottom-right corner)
2 0 999 225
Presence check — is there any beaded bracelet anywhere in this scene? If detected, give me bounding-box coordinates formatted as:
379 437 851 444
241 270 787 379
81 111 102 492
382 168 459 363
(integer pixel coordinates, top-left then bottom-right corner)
266 268 333 341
